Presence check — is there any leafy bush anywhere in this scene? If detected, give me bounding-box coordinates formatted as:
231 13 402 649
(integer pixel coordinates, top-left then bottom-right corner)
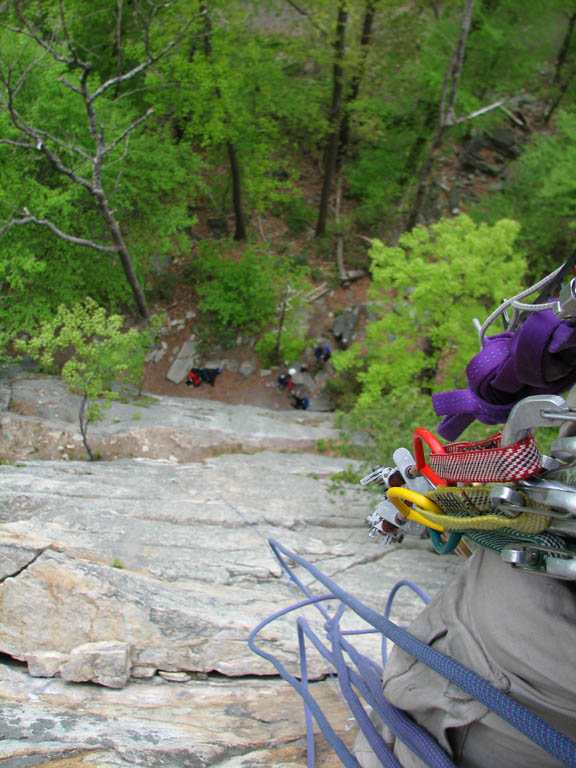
471 109 576 275
334 215 527 459
14 298 155 460
255 330 308 367
285 196 315 234
190 243 279 342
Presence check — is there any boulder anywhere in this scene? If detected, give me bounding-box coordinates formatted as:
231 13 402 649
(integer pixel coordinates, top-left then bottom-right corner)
332 305 362 349
59 641 132 688
166 339 200 383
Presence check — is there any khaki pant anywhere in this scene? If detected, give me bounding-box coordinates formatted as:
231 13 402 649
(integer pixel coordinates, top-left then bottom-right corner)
354 548 576 767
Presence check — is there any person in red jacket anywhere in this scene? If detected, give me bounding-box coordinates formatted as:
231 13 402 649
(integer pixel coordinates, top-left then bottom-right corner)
185 369 202 387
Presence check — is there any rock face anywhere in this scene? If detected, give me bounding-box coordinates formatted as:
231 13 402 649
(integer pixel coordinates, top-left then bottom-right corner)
0 375 462 766
2 376 341 461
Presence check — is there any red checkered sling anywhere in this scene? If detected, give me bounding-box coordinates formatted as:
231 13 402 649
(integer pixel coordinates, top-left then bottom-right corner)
427 430 542 484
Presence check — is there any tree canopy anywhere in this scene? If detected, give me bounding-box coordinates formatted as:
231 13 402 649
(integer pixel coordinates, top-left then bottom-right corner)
1 0 576 452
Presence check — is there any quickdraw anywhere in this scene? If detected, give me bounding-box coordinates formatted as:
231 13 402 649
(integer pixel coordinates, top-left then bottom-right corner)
426 430 542 484
362 263 576 576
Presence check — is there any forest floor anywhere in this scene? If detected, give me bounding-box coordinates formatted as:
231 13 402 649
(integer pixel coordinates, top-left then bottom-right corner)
141 273 371 411
139 150 376 412
137 104 539 412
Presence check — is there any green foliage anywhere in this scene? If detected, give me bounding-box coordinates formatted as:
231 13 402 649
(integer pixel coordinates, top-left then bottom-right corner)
0 3 198 336
14 298 155 459
333 215 526 458
471 109 576 275
189 243 279 342
254 263 311 366
151 5 325 217
255 330 308 367
283 196 316 235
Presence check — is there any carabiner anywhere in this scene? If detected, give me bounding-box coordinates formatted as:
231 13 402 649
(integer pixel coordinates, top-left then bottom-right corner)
413 428 449 487
387 487 446 532
387 487 463 554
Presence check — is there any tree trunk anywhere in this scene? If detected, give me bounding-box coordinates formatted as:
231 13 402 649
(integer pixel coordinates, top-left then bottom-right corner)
273 284 289 364
554 11 576 84
98 197 150 320
406 0 476 232
79 394 95 461
545 11 576 124
315 1 348 238
338 0 377 162
116 0 124 79
227 141 246 241
334 172 349 285
202 3 246 241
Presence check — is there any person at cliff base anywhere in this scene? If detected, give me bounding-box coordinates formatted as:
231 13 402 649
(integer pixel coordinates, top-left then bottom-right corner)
290 393 309 410
185 369 201 387
314 344 331 365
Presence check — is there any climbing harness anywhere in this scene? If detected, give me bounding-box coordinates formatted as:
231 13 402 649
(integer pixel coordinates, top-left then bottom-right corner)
250 259 576 766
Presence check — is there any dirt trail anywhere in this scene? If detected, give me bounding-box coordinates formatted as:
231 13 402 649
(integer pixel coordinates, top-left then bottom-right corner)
142 276 371 410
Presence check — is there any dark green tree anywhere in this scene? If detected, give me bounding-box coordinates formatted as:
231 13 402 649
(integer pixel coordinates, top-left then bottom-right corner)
0 0 198 325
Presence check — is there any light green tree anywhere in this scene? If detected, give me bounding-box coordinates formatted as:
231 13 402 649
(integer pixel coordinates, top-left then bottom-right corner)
333 214 526 458
15 298 153 460
254 263 311 366
0 0 199 326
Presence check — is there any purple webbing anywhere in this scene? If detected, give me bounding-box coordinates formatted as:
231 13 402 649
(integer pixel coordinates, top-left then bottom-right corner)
432 310 576 440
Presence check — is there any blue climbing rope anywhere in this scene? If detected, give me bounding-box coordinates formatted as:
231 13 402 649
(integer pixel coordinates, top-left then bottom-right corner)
248 538 576 767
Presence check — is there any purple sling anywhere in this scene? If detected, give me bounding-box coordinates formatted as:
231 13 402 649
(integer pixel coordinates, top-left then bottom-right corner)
432 311 576 440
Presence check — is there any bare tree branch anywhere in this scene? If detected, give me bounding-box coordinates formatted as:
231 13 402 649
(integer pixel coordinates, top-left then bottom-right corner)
9 111 94 191
89 23 191 102
104 107 155 156
283 0 322 33
284 0 309 17
452 99 503 125
12 47 51 98
57 76 84 97
11 4 86 68
0 215 120 252
33 127 92 160
0 0 192 320
58 0 76 61
0 137 35 149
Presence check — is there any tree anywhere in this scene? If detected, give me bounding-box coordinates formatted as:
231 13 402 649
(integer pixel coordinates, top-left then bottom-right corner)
333 215 526 456
338 0 378 162
200 2 246 241
0 0 197 320
153 0 320 234
471 108 576 275
254 263 311 366
189 242 281 344
15 298 153 460
406 0 477 231
315 0 348 238
545 7 576 123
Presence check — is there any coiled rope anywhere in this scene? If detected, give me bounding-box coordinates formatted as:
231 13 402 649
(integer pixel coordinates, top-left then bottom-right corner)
249 538 576 767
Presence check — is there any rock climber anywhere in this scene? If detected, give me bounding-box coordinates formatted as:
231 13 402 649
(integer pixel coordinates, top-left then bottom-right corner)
313 344 331 365
290 392 309 410
185 368 202 387
277 369 296 392
201 367 222 386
